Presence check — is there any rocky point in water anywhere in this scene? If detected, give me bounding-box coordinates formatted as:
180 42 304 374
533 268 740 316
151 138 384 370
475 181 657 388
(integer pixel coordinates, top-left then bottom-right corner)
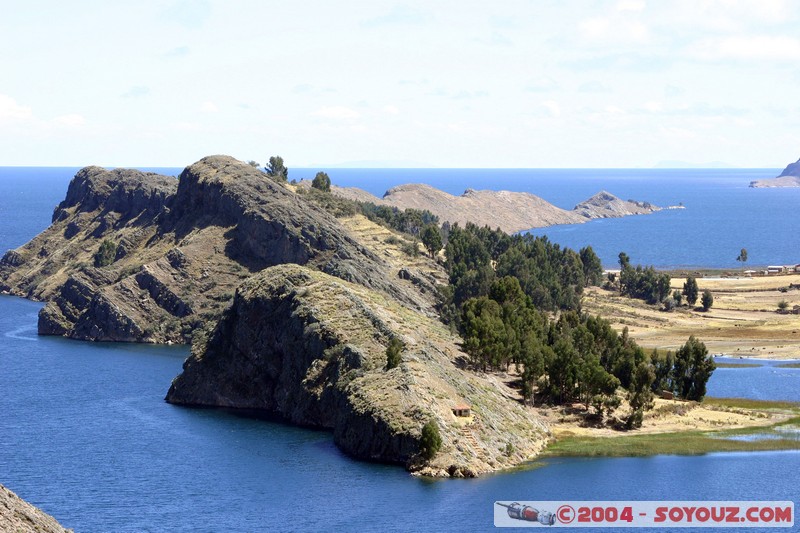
749 156 800 187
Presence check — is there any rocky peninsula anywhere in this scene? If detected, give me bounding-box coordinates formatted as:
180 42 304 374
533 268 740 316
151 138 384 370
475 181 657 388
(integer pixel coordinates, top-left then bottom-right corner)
749 156 800 187
0 156 552 476
299 181 662 233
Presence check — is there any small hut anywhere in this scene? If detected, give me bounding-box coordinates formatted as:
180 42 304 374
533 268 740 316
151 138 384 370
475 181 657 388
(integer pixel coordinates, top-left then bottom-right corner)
452 403 471 417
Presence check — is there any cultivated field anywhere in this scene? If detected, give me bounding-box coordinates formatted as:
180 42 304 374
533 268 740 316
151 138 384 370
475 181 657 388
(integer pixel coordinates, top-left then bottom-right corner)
583 274 800 359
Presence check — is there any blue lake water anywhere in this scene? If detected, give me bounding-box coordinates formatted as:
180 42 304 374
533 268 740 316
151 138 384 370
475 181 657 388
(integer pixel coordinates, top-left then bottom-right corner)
1 167 798 531
0 296 797 532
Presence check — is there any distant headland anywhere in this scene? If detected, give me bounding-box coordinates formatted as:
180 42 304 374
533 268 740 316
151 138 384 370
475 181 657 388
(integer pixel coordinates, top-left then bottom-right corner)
749 156 800 188
296 180 663 233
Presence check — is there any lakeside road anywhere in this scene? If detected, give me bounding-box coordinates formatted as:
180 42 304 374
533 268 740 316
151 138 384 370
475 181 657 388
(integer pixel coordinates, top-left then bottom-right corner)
583 274 800 359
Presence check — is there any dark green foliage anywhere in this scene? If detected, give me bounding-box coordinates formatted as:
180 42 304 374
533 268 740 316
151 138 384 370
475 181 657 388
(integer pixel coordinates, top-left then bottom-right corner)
400 239 420 257
94 239 117 267
460 281 639 416
683 276 699 306
673 336 715 401
701 289 714 311
626 361 655 428
420 420 442 459
672 289 683 306
300 187 360 217
247 160 259 168
444 224 586 315
461 296 507 371
421 224 443 258
360 204 438 236
618 253 671 304
618 252 630 269
266 156 288 182
311 171 331 192
385 337 403 370
650 349 675 393
447 229 658 420
736 248 748 265
579 246 604 286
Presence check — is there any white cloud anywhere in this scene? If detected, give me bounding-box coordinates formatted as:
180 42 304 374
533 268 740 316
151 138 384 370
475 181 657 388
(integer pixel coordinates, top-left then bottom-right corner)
643 101 663 113
0 94 33 122
579 16 650 44
311 106 361 120
200 101 219 113
383 105 400 115
53 114 86 128
616 0 646 12
578 81 612 93
688 35 800 61
526 77 560 92
659 125 698 139
541 100 561 117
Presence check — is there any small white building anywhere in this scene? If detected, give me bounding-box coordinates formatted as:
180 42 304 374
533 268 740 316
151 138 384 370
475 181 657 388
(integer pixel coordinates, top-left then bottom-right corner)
767 266 785 274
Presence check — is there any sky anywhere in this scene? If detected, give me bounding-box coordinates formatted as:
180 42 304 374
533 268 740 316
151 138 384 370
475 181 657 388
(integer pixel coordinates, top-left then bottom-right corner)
1 0 799 168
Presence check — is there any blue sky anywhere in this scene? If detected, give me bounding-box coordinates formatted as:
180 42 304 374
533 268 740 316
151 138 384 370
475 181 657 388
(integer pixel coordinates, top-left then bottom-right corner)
1 0 798 168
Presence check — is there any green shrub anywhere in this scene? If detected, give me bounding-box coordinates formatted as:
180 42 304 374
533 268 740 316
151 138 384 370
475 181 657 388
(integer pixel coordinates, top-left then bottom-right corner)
94 239 117 267
420 420 442 460
385 337 403 370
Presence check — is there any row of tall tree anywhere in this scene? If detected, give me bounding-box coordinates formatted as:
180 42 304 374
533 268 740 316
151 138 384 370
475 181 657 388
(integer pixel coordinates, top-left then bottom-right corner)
441 223 603 322
617 252 671 304
459 275 715 427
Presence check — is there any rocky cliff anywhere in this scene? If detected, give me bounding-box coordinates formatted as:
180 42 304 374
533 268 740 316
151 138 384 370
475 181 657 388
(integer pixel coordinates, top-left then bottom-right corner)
0 156 431 343
573 190 660 219
749 157 800 187
0 483 71 533
166 264 549 476
298 180 660 233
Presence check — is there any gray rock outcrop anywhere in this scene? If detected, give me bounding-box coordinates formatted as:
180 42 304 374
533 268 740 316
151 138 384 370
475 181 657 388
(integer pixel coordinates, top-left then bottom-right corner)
573 190 660 218
1 156 431 343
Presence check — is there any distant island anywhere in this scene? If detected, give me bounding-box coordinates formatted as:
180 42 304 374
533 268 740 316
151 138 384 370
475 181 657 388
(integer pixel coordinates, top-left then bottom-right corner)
749 156 800 187
296 180 663 233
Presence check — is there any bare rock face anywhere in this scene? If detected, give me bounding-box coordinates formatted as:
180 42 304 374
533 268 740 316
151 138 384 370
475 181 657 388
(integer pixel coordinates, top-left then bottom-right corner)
166 264 549 476
750 157 800 187
573 190 660 219
1 156 429 343
0 483 72 533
